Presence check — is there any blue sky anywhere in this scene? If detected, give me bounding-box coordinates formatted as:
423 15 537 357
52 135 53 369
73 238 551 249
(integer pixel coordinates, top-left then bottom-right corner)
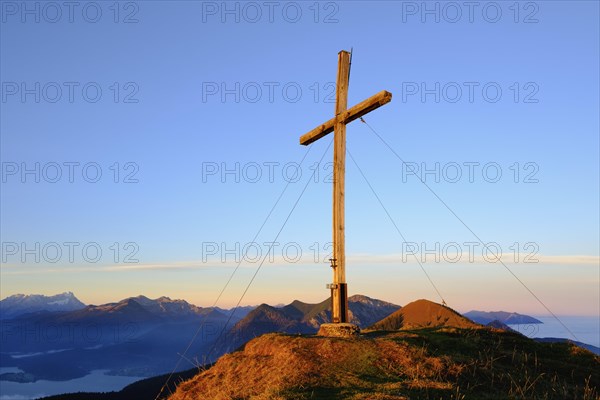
1 1 598 317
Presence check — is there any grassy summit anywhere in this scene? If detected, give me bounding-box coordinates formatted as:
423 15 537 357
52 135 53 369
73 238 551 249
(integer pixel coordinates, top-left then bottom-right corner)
168 327 599 399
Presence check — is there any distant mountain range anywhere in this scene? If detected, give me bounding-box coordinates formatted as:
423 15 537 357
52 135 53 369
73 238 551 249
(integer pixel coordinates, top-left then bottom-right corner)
0 293 400 387
463 310 543 325
3 292 595 398
0 295 236 382
0 292 86 319
3 293 597 400
214 305 255 320
218 295 400 353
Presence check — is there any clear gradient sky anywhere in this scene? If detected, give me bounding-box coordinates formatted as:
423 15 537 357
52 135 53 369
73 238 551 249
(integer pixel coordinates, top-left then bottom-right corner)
1 1 598 317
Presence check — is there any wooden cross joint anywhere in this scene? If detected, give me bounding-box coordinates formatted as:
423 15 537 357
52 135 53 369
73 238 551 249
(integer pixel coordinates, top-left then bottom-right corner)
299 90 392 146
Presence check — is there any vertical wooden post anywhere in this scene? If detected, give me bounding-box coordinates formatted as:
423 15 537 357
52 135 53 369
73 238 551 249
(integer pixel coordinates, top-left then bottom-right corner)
299 50 392 329
332 50 350 323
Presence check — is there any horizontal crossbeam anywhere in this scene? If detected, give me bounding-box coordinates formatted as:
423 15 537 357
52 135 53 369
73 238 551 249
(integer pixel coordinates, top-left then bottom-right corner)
299 90 392 146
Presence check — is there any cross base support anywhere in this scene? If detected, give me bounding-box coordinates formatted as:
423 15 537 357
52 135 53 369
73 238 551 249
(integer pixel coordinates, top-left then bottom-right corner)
317 323 360 337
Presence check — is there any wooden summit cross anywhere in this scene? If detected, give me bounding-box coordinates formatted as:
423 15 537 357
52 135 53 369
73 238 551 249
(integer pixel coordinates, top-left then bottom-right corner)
299 50 392 324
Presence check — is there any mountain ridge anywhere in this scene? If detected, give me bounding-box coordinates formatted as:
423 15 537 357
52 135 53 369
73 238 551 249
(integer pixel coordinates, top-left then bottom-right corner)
10 296 599 400
0 292 86 319
219 294 401 353
2 292 548 326
464 310 543 325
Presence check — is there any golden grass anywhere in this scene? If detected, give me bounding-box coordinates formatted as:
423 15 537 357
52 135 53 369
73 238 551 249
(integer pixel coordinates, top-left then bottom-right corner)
168 329 599 400
169 332 465 399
